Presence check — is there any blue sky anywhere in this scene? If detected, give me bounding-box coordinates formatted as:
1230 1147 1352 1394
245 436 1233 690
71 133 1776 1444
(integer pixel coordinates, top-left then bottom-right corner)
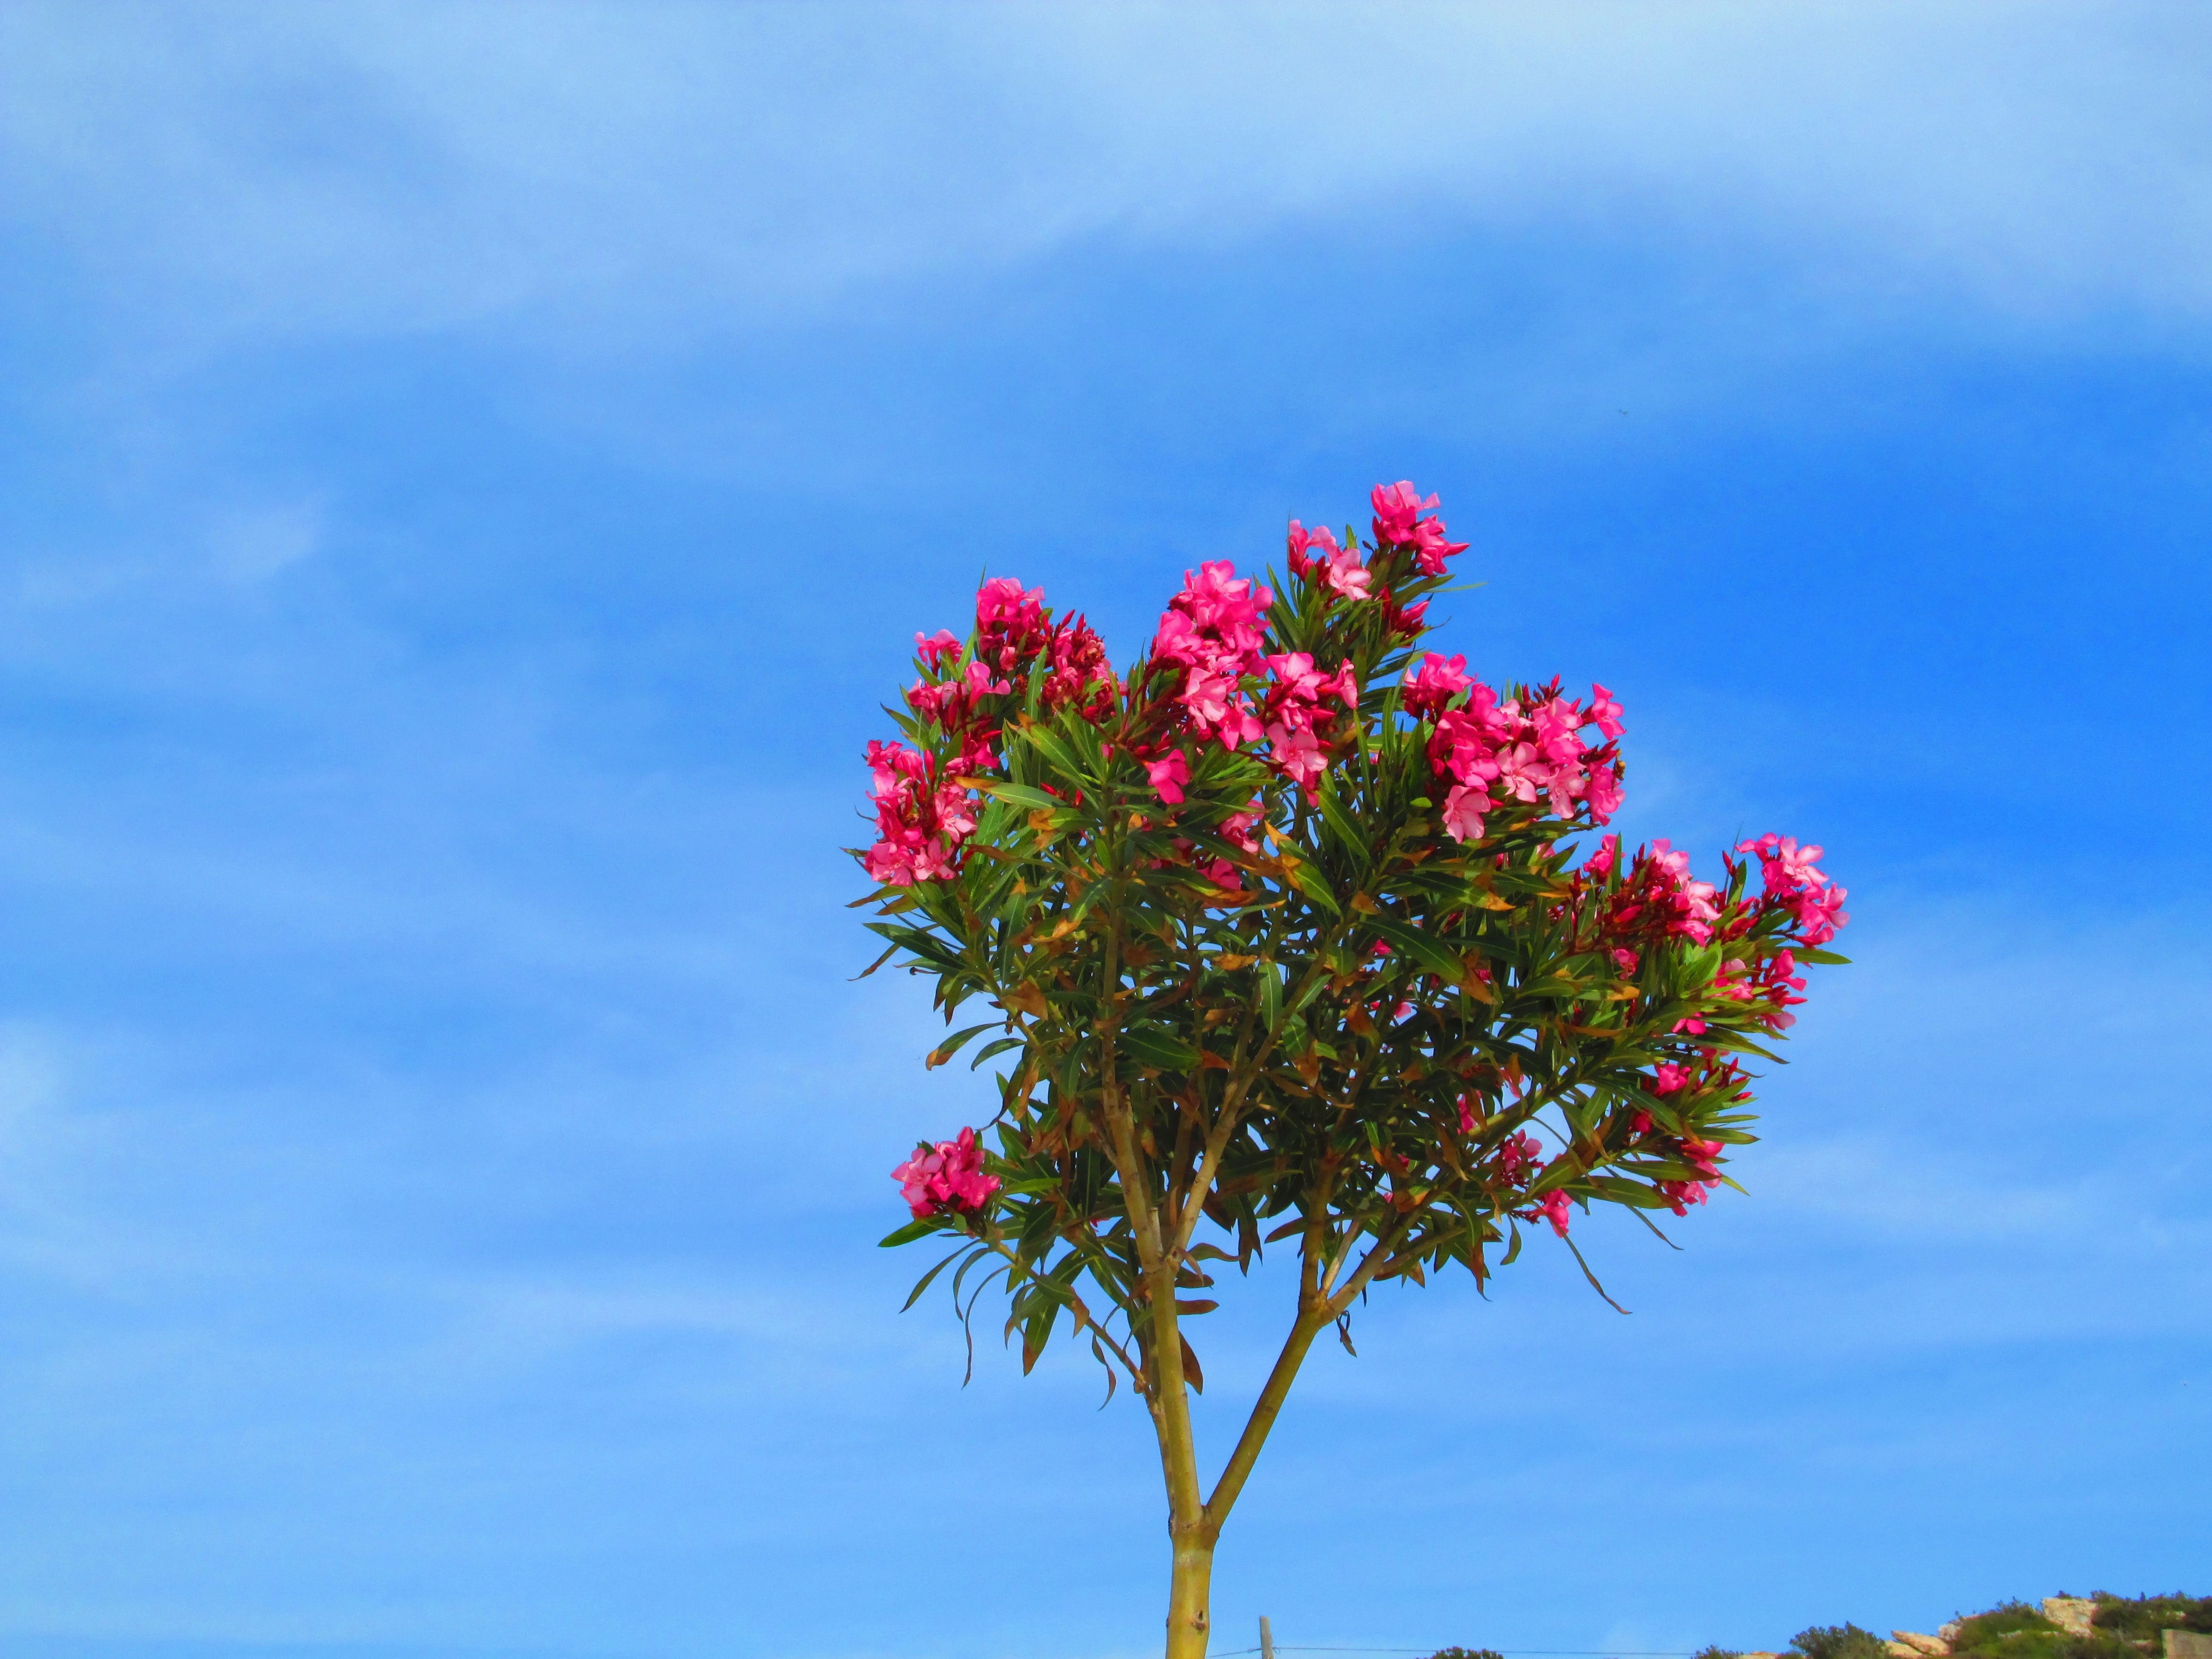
1 6 2208 1658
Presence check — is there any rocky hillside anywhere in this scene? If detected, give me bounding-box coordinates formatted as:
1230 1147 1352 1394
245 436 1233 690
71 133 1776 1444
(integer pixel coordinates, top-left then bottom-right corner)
1718 1593 2212 1659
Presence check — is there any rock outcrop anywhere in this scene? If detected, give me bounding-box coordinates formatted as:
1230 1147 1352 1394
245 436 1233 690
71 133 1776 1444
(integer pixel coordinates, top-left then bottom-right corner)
2045 1602 2100 1638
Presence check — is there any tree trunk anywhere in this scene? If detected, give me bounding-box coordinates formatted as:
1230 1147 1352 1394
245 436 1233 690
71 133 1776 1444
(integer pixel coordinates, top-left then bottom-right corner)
1165 1530 1215 1659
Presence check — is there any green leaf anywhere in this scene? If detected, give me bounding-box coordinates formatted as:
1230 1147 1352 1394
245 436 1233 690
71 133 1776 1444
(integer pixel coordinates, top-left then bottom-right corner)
927 1022 1000 1068
1365 914 1465 982
1316 776 1372 874
1280 855 1341 917
1118 1024 1201 1073
1014 720 1094 786
899 1242 974 1309
980 781 1066 812
969 1035 1027 1069
879 1216 942 1248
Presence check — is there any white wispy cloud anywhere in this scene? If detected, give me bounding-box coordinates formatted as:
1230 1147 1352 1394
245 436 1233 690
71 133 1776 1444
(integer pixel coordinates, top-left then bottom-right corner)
4 2 2209 357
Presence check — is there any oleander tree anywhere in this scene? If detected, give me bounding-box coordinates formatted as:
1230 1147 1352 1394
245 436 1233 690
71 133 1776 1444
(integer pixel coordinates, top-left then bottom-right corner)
853 482 1850 1659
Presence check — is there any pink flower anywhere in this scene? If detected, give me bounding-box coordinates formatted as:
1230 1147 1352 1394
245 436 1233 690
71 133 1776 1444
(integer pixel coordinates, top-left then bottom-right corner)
1492 741 1549 805
1171 561 1273 645
1179 664 1264 749
1319 543 1371 600
1152 561 1275 752
1264 650 1328 705
1146 749 1190 805
1286 522 1368 597
933 782 978 842
915 629 961 670
1040 614 1116 721
1261 652 1358 738
891 1125 1002 1219
1401 652 1473 719
1586 683 1625 740
866 739 927 798
1429 694 1507 787
1585 834 1620 878
1529 695 1586 761
975 577 1046 637
1652 1062 1689 1094
1679 1135 1725 1180
1197 857 1247 903
1370 480 1470 575
1583 763 1623 824
865 834 944 888
1497 1130 1543 1186
1286 520 1341 578
1456 1094 1477 1134
1646 840 1720 944
1738 834 1849 946
1713 959 1757 1004
1265 720 1329 794
1370 480 1433 543
862 739 980 888
1219 801 1264 853
1535 1190 1573 1237
1740 833 1826 892
1793 882 1850 946
1656 1178 1716 1216
1611 947 1639 974
1441 780 1491 842
1151 608 1207 668
1382 592 1429 637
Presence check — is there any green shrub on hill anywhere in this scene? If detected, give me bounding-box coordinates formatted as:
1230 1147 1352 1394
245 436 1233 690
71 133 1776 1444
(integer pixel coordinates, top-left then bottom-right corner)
1761 1595 2207 1659
1938 1594 2211 1659
1791 1624 1897 1659
2090 1596 2212 1644
1950 1603 2065 1651
1942 1601 2127 1659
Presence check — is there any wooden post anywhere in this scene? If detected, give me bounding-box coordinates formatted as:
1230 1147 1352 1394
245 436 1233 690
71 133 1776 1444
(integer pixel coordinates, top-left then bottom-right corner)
1260 1615 1274 1659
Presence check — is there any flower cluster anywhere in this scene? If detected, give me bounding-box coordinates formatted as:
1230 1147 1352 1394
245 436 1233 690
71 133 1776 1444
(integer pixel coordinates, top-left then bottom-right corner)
1626 1053 1749 1213
1258 651 1358 794
1285 521 1370 600
1740 833 1850 946
1713 948 1812 1031
890 1126 1002 1220
1370 480 1470 576
1578 834 1724 948
865 479 1478 889
1656 1128 1727 1215
863 739 980 888
1411 666 1625 843
1495 1129 1544 1185
904 661 1010 770
1151 561 1275 751
968 577 1118 721
870 579 1118 883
